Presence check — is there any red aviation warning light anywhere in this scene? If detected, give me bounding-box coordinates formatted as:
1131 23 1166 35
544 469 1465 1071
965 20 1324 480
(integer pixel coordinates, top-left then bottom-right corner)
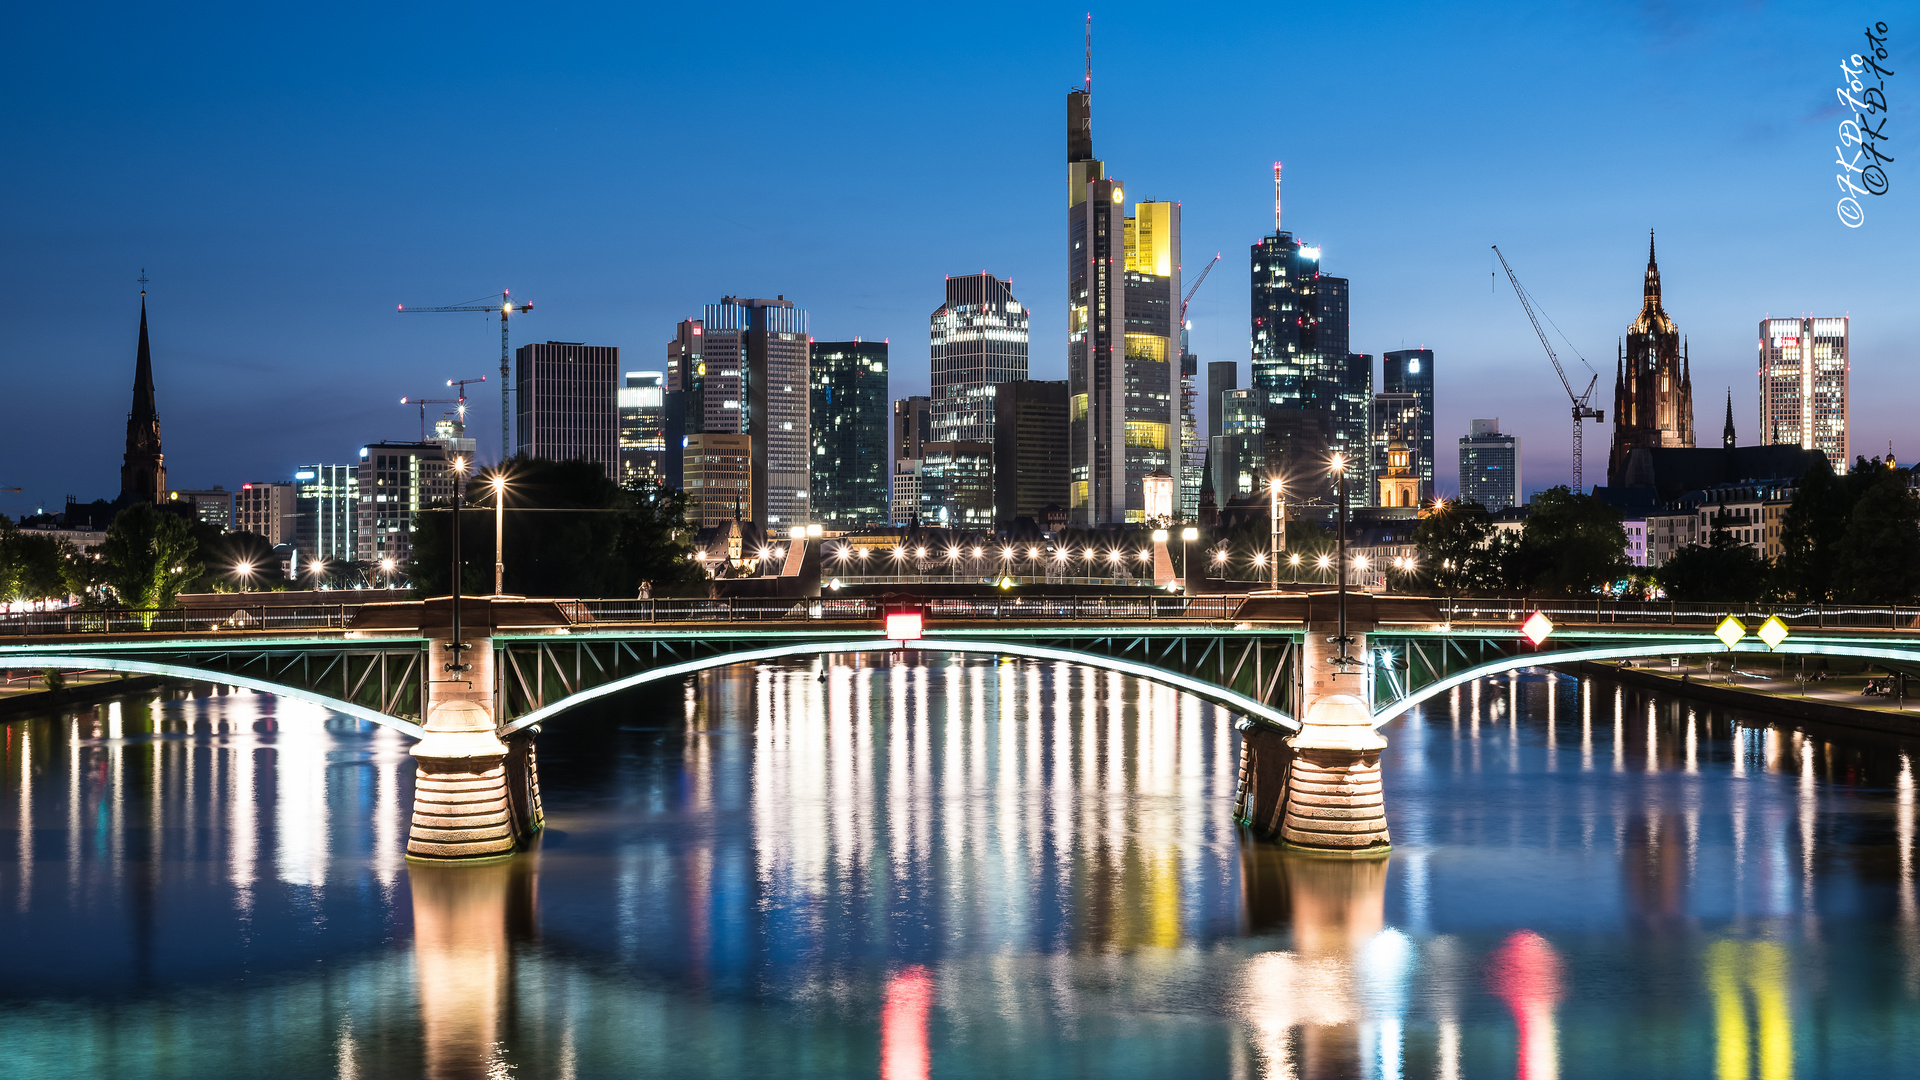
885 612 924 642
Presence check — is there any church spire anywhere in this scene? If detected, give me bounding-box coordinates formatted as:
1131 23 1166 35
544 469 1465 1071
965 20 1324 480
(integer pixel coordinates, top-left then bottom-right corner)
1723 388 1736 450
1643 229 1662 311
120 274 166 504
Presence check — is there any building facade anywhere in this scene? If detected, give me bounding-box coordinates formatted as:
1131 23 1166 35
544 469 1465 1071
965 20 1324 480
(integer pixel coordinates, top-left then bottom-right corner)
890 461 922 527
617 371 667 487
515 341 619 478
809 340 889 528
1607 233 1694 487
1458 418 1522 511
233 482 298 544
1382 349 1434 500
1759 316 1849 474
294 465 358 563
930 274 1028 445
166 487 231 531
355 441 452 570
919 441 995 530
992 379 1070 527
1065 83 1181 525
703 297 810 529
1370 393 1421 508
682 433 752 529
1249 227 1363 514
1375 444 1420 509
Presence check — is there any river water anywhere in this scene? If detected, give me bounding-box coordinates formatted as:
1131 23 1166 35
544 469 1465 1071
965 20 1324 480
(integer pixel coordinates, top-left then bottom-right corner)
2 656 1917 1078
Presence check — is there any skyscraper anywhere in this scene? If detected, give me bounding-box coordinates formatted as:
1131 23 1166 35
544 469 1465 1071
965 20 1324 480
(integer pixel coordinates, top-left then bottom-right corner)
1206 360 1238 444
703 297 810 528
120 287 166 504
1066 71 1181 525
992 380 1070 527
930 274 1028 445
682 434 752 529
1459 419 1521 511
1248 222 1359 514
1607 232 1694 487
810 339 889 527
893 396 930 466
920 442 995 530
617 371 666 486
1381 348 1434 500
515 341 619 478
1758 316 1849 473
234 482 298 544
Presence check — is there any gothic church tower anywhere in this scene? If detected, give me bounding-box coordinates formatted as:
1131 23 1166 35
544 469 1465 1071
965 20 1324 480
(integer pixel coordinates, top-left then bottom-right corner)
1607 232 1694 486
120 286 166 503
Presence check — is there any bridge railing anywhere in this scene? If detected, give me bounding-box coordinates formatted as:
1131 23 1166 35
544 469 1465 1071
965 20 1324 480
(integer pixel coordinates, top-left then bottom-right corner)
1440 597 1920 631
570 595 1243 625
0 604 364 636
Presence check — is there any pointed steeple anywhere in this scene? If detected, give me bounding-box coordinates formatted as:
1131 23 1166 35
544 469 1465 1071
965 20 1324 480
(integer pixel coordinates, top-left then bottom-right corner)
120 278 166 504
1723 388 1736 450
1643 229 1662 311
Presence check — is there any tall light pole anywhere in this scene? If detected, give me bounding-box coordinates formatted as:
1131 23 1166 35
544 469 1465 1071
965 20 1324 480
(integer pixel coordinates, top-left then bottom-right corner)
448 456 470 673
490 473 506 595
1331 453 1356 675
1267 473 1284 590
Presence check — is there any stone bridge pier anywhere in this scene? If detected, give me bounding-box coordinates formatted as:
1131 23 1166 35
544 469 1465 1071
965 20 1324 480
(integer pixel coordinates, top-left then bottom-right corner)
403 599 547 862
1237 612 1390 854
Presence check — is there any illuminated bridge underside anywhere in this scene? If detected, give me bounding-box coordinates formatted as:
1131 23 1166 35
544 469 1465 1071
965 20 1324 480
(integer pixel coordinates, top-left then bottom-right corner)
1370 631 1920 728
497 630 1300 733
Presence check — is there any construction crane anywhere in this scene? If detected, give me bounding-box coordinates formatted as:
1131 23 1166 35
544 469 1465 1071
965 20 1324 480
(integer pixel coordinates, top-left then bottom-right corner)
1180 253 1221 322
1492 246 1604 492
397 291 532 461
399 396 461 441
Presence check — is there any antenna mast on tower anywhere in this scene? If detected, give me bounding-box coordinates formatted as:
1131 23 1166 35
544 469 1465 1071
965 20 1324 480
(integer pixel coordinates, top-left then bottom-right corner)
1273 163 1283 232
1084 14 1092 93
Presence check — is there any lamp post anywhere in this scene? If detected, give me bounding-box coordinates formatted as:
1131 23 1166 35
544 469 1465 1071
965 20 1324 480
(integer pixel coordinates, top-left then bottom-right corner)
1331 453 1355 674
1266 473 1284 590
490 473 506 595
448 456 470 674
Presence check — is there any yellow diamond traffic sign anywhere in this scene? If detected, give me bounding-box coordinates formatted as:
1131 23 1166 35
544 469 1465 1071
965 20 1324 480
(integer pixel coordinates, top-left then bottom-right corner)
1715 615 1747 648
1757 614 1790 650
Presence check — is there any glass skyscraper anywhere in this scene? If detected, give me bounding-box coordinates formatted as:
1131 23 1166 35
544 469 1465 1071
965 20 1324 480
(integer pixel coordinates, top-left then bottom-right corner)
930 274 1028 445
1249 231 1361 515
809 340 889 527
1459 418 1521 510
1382 348 1435 500
294 464 357 564
617 372 666 487
702 297 810 528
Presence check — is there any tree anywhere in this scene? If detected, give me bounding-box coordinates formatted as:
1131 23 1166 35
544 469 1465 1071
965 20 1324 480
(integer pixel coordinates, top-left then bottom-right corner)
1774 457 1850 601
1512 486 1626 596
99 502 200 618
1658 529 1771 602
411 457 704 599
189 531 285 593
1834 468 1920 603
1411 500 1497 594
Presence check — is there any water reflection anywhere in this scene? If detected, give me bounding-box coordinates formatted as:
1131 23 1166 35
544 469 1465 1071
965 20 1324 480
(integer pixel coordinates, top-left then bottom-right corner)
7 665 1920 1076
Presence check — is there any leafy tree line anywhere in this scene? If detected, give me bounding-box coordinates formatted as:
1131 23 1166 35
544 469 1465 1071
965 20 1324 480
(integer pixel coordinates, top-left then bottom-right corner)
1411 458 1920 603
410 457 706 598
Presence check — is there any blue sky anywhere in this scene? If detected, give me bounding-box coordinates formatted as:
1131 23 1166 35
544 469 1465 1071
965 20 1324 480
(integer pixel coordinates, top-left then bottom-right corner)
1 0 1911 516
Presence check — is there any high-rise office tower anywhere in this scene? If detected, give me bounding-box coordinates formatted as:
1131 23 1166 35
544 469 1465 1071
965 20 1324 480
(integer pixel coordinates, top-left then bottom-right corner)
1249 217 1359 514
1066 72 1181 524
355 441 453 569
930 274 1028 445
666 319 705 428
120 287 166 504
1179 351 1202 522
618 371 667 487
920 441 995 530
1759 316 1849 473
682 433 752 528
810 340 890 527
1381 348 1434 500
1212 388 1266 502
1607 232 1694 487
1369 392 1420 507
702 297 810 528
1206 361 1238 443
993 380 1070 527
515 341 619 478
1459 418 1521 510
294 465 358 563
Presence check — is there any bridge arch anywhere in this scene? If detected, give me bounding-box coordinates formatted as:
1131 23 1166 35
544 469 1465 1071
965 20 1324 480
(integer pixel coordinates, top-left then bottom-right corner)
0 652 425 738
1372 639 1920 728
500 636 1299 735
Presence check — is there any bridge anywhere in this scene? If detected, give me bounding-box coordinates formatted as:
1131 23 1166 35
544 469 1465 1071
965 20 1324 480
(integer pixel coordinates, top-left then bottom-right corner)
5 593 1919 860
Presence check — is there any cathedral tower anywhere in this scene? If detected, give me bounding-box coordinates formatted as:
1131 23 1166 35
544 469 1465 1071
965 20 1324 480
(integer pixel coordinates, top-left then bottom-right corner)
1606 232 1693 486
120 285 166 503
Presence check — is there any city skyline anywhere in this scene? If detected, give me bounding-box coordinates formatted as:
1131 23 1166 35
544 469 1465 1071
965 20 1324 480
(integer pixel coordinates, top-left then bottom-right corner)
1 2 1911 514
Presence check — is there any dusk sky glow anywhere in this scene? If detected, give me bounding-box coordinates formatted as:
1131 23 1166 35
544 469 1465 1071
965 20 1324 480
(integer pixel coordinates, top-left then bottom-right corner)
2 1 1910 515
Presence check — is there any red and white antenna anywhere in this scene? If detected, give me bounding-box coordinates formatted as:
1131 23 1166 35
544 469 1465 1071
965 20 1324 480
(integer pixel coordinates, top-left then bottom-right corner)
1273 162 1283 232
